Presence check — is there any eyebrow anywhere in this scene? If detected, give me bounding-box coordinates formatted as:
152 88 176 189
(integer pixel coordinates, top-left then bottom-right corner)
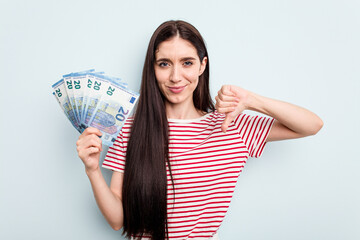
155 57 197 63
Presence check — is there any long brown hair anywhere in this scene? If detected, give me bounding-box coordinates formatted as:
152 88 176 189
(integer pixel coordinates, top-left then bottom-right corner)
122 20 215 240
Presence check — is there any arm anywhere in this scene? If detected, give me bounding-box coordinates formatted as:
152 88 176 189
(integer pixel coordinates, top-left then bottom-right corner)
215 85 323 141
86 169 124 230
76 128 124 230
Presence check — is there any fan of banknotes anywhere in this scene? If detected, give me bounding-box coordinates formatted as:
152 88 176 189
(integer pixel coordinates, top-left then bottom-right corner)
52 69 139 146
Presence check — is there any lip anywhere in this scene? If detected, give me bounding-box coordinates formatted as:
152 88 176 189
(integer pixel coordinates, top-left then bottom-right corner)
168 85 186 94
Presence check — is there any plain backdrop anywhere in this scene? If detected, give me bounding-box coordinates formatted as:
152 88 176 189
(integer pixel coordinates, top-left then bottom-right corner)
0 0 359 239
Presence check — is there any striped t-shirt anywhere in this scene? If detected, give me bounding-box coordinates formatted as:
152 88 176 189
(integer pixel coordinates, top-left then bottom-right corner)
102 111 274 239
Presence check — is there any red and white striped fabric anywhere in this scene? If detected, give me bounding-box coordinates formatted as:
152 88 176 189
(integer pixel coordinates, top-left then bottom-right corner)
102 111 274 239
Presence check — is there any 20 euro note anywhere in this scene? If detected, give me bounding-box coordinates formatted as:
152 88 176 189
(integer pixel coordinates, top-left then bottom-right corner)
63 69 96 129
80 72 106 127
87 81 139 146
81 73 110 129
52 79 81 132
71 73 88 127
80 72 125 125
71 71 106 130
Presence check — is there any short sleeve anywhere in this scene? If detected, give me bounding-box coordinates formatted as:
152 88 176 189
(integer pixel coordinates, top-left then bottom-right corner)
102 118 133 172
102 130 126 173
102 117 136 174
233 113 274 158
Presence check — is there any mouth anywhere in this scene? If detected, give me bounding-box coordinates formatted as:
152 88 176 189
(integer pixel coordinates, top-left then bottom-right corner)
168 85 186 94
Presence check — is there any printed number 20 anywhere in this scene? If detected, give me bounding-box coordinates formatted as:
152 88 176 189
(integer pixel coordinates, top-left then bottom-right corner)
55 88 62 97
116 107 129 121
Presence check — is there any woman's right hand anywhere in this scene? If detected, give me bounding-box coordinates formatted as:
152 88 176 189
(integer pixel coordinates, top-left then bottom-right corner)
76 127 103 174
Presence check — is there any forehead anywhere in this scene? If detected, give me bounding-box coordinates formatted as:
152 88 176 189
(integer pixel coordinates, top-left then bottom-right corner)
155 36 198 59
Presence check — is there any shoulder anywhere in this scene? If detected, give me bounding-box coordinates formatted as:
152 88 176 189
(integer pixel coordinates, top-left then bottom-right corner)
118 116 134 139
204 111 226 124
194 111 226 131
166 111 225 133
123 116 134 127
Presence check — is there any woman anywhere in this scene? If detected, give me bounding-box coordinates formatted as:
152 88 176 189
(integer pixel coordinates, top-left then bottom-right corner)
76 20 323 240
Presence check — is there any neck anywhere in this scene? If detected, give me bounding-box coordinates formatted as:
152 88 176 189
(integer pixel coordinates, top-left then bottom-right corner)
165 101 204 119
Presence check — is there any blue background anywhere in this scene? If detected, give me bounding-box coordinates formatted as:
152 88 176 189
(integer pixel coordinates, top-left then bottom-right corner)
1 0 359 239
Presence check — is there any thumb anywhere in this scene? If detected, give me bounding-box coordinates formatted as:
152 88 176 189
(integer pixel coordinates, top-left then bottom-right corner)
222 85 235 97
221 113 235 133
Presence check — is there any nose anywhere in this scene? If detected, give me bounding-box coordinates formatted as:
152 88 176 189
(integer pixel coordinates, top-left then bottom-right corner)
170 65 181 83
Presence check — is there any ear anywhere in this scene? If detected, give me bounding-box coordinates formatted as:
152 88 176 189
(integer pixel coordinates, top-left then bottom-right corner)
199 57 208 76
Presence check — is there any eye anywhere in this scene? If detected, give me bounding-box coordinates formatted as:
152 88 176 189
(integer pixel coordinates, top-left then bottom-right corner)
184 61 193 66
159 62 169 67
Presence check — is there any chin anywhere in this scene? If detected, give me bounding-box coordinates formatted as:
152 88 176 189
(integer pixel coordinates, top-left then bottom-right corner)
163 94 183 104
167 99 184 105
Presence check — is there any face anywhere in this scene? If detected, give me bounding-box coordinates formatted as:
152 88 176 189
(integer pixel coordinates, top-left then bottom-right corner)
154 36 207 108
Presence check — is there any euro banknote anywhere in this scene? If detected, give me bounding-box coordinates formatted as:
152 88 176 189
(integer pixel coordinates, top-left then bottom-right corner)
52 69 139 146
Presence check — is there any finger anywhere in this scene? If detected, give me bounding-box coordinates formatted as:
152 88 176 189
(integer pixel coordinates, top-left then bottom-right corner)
77 136 103 152
221 85 235 96
79 147 101 160
215 98 239 109
87 147 101 155
77 132 102 145
221 114 235 133
77 146 101 160
79 133 103 151
216 94 239 102
78 128 100 141
83 127 102 137
86 137 103 151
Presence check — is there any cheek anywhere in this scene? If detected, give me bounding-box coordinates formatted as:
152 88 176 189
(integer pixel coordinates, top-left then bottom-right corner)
154 72 167 96
155 69 168 84
184 70 200 83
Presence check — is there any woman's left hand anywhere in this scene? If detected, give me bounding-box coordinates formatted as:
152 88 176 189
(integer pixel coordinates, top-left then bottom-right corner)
215 85 252 133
